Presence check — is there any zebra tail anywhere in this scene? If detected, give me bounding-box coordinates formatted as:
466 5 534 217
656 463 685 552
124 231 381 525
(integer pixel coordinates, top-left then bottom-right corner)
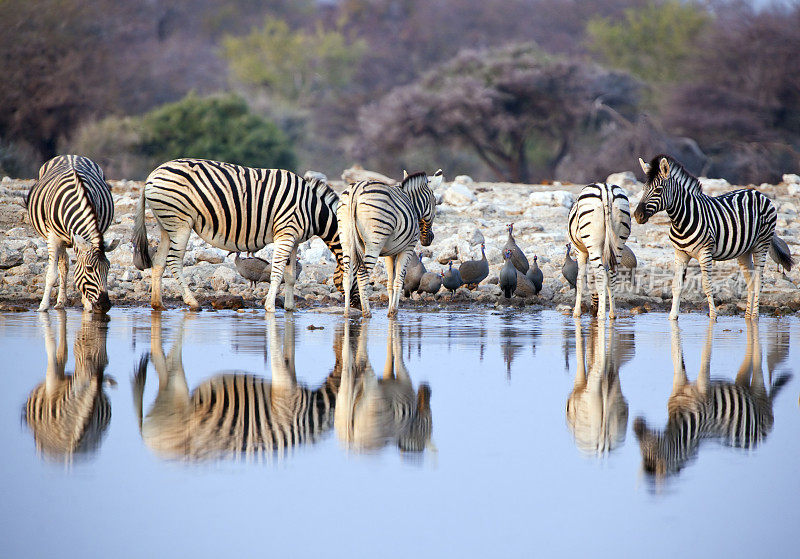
132 186 152 270
769 373 791 401
769 234 794 272
347 190 364 271
602 188 618 271
131 353 149 434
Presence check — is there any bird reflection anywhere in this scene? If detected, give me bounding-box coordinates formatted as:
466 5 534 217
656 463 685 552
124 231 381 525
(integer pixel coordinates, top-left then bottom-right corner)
335 320 433 454
132 313 340 461
566 319 629 456
24 311 113 462
634 320 791 479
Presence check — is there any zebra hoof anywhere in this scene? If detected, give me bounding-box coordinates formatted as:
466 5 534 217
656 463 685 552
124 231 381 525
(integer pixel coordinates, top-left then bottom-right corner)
668 313 679 321
572 311 581 318
387 309 398 318
54 302 65 310
151 303 166 311
37 305 49 312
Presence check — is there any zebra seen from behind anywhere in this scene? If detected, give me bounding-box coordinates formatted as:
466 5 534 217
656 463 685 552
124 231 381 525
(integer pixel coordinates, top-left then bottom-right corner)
133 158 352 311
634 320 790 479
24 310 113 462
132 312 341 461
567 182 631 319
634 154 794 321
338 170 442 318
26 155 119 313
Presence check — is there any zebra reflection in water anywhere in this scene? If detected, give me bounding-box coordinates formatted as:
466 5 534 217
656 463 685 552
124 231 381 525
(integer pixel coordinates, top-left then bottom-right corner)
566 320 631 456
132 313 341 461
335 320 433 453
24 311 113 462
634 321 791 478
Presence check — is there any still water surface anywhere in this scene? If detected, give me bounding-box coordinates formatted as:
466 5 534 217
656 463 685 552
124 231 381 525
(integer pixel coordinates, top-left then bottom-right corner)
1 308 798 558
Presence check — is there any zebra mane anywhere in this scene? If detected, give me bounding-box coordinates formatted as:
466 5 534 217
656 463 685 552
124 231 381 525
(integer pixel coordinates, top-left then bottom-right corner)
306 177 338 202
400 171 428 190
648 154 702 195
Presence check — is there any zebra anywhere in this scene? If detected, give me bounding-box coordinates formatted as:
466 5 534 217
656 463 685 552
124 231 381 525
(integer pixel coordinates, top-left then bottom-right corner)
24 310 113 462
633 320 790 478
634 154 794 321
335 319 433 453
26 155 119 313
567 182 631 319
133 158 351 312
132 312 341 461
566 319 629 457
337 169 442 318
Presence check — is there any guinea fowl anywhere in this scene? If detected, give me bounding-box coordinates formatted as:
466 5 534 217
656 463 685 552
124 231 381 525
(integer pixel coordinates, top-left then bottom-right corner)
620 245 637 270
503 223 529 274
403 251 426 297
459 243 489 288
562 243 578 289
233 252 301 288
499 249 518 298
417 272 442 297
442 261 463 297
526 255 543 295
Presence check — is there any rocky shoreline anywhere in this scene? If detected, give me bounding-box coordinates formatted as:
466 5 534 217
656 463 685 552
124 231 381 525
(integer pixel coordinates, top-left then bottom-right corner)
1 171 799 316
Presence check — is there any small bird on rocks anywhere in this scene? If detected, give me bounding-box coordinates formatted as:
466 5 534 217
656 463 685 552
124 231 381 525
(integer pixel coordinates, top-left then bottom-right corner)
499 249 518 298
417 272 442 297
403 251 426 297
442 261 463 298
620 245 637 271
526 255 543 295
459 243 489 289
503 223 529 274
562 243 578 290
233 252 301 288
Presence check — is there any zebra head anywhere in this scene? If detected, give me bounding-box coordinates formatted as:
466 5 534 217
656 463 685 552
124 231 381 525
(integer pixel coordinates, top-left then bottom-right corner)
73 234 119 313
633 417 671 477
634 155 674 224
405 169 442 246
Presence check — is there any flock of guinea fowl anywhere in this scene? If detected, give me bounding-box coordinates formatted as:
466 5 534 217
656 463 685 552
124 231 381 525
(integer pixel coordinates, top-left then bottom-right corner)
232 223 637 303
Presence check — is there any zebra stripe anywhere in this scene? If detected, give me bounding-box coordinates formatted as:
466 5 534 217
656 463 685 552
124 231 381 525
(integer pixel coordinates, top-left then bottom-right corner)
24 310 112 461
634 321 789 477
134 314 340 461
133 158 347 311
338 170 442 317
567 182 631 319
26 155 117 313
634 154 793 320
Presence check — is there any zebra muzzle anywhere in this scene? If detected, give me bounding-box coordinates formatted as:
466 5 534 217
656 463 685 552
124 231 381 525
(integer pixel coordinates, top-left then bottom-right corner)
633 204 649 224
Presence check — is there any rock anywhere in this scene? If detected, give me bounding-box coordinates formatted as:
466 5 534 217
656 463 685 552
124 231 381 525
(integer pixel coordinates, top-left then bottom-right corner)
454 175 474 185
195 249 225 264
300 237 334 265
782 174 800 185
442 183 476 206
0 243 24 269
436 243 459 264
469 229 485 245
211 295 245 310
605 171 638 188
527 190 574 208
5 227 27 238
209 266 238 290
304 170 328 183
341 165 397 185
699 177 730 191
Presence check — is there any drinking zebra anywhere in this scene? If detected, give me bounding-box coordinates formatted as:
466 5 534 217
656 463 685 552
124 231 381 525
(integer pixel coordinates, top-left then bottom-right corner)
26 155 119 313
24 310 113 462
335 319 433 453
567 182 631 319
133 158 350 311
132 313 341 461
633 321 790 478
634 155 794 321
566 319 629 456
337 169 442 318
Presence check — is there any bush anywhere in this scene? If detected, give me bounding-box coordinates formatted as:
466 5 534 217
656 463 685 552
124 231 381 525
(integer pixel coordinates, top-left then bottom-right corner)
139 93 297 170
61 116 152 180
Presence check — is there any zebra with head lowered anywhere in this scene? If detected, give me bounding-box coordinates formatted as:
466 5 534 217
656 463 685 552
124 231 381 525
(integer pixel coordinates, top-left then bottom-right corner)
634 155 794 321
567 182 631 319
133 158 351 311
338 170 442 318
26 155 119 313
634 321 790 479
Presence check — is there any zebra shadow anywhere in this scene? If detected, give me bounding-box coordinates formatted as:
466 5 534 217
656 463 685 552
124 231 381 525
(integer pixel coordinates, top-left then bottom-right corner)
132 312 341 462
23 310 114 463
335 320 434 456
634 320 791 481
566 319 632 457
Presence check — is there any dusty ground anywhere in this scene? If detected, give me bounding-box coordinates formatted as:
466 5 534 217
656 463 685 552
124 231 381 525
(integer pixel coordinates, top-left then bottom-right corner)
1 170 799 316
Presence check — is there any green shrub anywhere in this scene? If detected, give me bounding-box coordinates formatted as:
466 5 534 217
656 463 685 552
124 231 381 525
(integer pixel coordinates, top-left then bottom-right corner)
61 116 152 180
139 93 297 170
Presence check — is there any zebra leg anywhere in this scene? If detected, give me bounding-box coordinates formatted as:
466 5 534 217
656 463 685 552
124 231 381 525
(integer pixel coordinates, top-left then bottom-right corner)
39 235 64 312
750 248 768 321
164 226 200 311
55 245 69 309
573 251 588 318
356 249 379 319
698 250 717 321
668 252 691 321
150 229 171 310
607 268 618 320
265 235 296 312
390 250 412 317
592 258 609 319
282 246 298 312
737 253 755 319
385 255 396 316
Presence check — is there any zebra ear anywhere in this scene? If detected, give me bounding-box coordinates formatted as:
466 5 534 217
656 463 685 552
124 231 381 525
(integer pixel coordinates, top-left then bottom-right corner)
428 169 443 190
659 157 670 177
403 170 409 180
72 234 91 253
638 157 650 175
105 237 120 253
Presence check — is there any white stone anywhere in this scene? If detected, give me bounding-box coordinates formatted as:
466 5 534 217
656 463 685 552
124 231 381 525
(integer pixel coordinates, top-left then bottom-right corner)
527 190 574 208
605 171 638 188
454 175 474 185
195 248 225 264
699 177 730 191
441 183 476 206
5 227 27 238
469 228 485 246
782 174 800 185
787 184 800 197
